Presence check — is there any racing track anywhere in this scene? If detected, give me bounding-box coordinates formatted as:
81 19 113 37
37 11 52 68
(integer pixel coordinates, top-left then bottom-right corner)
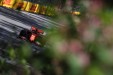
0 6 59 56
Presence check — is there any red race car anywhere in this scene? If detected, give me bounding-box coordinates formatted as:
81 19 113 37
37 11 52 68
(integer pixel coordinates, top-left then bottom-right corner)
18 26 46 46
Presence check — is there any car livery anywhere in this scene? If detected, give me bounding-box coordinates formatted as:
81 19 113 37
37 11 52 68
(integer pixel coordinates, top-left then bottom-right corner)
18 26 46 47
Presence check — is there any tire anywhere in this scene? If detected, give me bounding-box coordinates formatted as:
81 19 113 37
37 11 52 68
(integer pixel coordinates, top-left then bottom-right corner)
19 29 26 38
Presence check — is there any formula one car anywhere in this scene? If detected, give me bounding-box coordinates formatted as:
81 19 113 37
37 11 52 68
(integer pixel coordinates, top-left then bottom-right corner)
18 26 46 47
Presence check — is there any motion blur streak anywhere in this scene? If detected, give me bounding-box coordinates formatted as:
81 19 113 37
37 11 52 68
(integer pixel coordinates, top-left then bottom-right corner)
0 24 14 32
0 14 31 29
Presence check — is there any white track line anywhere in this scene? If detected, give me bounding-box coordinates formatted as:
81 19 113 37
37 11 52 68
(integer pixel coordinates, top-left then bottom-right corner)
0 24 14 33
0 15 31 30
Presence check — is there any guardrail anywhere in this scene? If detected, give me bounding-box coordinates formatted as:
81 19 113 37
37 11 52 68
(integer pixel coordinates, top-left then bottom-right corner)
0 0 56 16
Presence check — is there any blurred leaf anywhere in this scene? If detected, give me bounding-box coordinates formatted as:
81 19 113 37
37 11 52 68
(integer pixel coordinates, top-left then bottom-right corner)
66 14 78 38
99 10 113 25
96 47 113 65
8 48 16 60
66 53 83 75
32 59 44 70
17 42 32 59
88 66 105 75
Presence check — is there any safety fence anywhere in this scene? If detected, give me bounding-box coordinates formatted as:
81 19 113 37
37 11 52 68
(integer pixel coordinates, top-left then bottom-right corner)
0 0 56 16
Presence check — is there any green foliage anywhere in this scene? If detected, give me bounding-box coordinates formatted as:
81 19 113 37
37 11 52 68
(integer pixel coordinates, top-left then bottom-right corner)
1 0 113 75
99 10 113 25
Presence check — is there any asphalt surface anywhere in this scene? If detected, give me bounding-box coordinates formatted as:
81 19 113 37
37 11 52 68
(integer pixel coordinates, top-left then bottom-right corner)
0 6 59 57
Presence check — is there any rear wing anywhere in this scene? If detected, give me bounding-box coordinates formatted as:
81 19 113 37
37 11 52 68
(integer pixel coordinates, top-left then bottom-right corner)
31 26 44 34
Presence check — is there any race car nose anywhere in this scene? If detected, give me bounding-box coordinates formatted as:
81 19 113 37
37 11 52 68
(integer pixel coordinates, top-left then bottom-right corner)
42 32 46 36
